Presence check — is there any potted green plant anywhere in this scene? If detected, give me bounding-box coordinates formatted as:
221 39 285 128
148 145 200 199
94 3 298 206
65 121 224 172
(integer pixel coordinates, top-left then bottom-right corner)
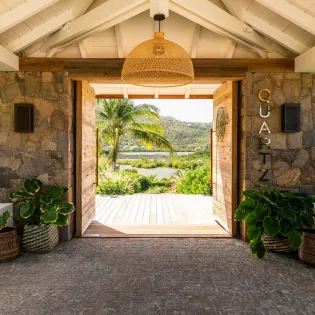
9 178 75 253
234 187 315 258
298 197 315 266
0 210 21 262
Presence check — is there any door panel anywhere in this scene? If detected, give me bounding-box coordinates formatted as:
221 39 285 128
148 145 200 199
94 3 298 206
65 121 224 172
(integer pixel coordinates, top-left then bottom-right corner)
212 81 238 236
76 81 96 236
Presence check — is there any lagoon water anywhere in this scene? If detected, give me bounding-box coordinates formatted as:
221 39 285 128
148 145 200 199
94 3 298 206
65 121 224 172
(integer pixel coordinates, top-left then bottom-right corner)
118 151 191 179
119 165 181 180
120 151 192 157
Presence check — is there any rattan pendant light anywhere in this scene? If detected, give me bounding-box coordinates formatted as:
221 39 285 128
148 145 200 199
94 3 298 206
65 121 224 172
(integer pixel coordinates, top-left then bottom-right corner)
121 14 194 87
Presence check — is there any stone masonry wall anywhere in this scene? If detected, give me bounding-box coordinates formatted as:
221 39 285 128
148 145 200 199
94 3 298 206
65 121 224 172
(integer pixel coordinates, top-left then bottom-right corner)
239 72 315 195
0 72 74 204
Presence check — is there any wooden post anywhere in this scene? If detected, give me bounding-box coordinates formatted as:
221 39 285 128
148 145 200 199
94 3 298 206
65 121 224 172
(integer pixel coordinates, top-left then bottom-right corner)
210 128 215 188
95 128 99 187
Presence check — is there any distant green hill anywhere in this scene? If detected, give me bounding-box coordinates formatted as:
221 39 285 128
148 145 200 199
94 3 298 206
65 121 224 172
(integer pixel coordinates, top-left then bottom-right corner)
119 116 212 152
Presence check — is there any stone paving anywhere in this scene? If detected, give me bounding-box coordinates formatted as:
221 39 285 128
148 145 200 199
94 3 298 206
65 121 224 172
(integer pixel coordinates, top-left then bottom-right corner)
1 238 315 315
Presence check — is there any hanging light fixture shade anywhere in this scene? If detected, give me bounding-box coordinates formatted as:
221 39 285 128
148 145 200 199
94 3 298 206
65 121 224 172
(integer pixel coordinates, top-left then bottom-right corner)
121 16 194 87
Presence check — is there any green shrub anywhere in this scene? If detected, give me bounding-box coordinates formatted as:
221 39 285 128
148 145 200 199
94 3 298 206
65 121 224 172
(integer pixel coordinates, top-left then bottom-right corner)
176 166 212 195
122 169 138 174
96 179 131 195
96 170 170 195
117 150 210 171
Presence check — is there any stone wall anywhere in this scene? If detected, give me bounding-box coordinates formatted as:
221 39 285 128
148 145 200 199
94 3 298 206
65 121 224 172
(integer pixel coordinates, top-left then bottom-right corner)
239 72 315 195
0 71 74 205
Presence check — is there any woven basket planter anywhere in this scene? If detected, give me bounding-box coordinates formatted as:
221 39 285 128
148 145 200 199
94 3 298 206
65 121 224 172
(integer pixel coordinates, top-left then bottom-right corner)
262 234 295 253
22 224 59 253
0 227 21 262
298 230 315 267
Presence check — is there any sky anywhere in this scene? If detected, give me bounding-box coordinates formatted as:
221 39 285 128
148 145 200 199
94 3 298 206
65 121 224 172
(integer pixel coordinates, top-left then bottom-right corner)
132 99 213 123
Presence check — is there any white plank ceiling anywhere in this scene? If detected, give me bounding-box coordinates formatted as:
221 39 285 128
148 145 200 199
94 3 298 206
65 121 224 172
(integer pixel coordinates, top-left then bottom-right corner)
1 0 315 88
1 0 314 59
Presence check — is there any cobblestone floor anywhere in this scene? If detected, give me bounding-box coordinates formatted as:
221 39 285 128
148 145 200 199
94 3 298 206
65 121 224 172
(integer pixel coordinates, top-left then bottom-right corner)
1 238 315 315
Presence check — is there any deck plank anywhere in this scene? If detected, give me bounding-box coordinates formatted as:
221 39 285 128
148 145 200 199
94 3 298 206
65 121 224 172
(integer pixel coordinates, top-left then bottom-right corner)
134 194 146 224
161 194 171 224
156 194 164 224
142 195 151 224
126 194 140 224
166 194 179 223
150 195 157 224
85 194 228 237
120 195 137 224
113 195 132 224
97 197 117 223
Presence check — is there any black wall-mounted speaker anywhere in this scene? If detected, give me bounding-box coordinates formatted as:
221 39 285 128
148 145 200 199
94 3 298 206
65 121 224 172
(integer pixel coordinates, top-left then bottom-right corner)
281 103 301 133
14 104 34 133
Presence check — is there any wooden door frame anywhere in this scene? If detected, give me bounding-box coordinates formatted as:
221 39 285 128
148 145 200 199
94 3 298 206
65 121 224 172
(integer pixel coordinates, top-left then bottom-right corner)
74 80 241 237
75 80 97 236
75 81 83 237
231 81 239 236
212 81 239 236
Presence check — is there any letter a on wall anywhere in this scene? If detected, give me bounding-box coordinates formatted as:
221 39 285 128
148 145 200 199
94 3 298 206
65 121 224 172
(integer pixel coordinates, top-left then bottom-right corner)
259 122 271 134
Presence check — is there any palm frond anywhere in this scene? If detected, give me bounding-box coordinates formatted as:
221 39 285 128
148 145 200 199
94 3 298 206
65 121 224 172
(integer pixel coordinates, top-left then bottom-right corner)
129 129 173 152
121 104 161 121
128 123 165 136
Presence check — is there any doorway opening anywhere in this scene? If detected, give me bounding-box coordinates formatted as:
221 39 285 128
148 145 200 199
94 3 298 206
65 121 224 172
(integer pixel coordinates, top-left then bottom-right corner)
76 81 239 238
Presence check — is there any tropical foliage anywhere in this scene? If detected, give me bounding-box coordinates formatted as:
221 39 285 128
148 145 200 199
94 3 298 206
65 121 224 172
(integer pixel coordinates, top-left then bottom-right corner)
96 170 170 195
118 158 201 170
118 150 210 170
0 210 10 232
176 166 212 195
235 187 315 258
97 99 173 170
9 178 75 227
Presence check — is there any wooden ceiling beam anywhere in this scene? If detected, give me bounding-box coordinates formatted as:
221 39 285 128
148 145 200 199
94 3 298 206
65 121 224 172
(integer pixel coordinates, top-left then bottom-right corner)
115 25 124 58
19 58 295 82
42 0 148 50
295 46 315 72
0 45 19 71
225 41 236 58
0 0 60 34
6 10 73 53
78 42 88 58
66 0 94 20
191 24 201 58
170 0 273 52
256 0 315 36
222 0 308 55
95 94 213 99
123 87 129 98
150 0 169 18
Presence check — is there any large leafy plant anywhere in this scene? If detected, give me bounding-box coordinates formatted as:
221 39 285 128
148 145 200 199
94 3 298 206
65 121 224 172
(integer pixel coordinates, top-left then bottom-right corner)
9 178 75 227
235 187 315 258
0 210 10 232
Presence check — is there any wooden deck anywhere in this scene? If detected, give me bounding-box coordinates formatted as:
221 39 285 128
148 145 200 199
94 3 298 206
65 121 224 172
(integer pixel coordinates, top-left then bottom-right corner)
84 194 230 237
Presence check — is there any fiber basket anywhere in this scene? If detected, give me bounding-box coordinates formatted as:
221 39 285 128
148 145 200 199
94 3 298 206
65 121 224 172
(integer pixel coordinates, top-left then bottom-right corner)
0 227 21 262
299 230 315 267
262 234 295 253
22 224 59 253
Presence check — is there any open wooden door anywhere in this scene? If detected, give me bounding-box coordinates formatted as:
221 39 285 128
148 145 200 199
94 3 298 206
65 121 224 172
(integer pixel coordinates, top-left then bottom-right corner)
76 81 96 236
212 81 238 236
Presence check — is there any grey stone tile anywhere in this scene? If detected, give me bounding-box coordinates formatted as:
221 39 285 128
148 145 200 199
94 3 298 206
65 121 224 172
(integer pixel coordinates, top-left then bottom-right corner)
0 238 315 315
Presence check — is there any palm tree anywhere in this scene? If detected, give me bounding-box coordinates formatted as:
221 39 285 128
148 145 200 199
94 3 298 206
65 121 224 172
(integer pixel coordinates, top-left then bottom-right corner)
96 99 173 171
